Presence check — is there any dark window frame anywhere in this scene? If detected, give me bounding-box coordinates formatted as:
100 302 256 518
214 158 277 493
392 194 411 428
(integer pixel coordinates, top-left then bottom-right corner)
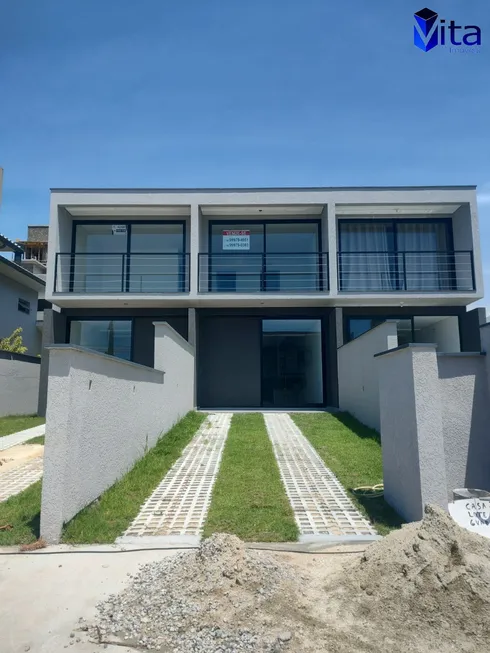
70 220 187 294
260 317 325 409
337 217 454 253
207 218 323 293
67 317 135 362
338 217 455 292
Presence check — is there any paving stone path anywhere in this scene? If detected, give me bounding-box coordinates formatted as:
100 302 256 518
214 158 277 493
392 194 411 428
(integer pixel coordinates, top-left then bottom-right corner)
0 425 45 452
0 457 44 502
264 413 377 539
122 413 232 539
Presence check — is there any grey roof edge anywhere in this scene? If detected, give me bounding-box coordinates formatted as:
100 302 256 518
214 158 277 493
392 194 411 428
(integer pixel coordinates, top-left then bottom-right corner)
0 233 24 253
0 256 46 287
50 185 478 193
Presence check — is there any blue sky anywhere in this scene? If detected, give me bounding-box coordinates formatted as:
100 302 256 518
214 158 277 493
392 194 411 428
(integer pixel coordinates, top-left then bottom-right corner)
0 0 489 303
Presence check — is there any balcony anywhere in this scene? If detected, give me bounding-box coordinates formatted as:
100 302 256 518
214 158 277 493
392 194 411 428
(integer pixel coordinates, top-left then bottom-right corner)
54 253 190 293
198 253 328 293
337 251 475 293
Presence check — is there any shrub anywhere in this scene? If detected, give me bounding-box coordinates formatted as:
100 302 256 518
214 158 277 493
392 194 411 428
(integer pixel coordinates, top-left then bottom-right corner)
0 327 28 354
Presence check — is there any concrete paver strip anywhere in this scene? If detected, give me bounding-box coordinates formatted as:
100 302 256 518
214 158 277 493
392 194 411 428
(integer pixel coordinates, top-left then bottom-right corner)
264 413 377 538
0 456 43 502
121 413 232 538
0 424 45 451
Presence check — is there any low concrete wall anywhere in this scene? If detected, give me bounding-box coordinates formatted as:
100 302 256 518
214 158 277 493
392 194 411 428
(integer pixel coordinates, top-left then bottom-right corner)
376 338 490 523
0 352 41 417
337 321 398 430
438 353 489 496
376 344 448 522
41 325 194 543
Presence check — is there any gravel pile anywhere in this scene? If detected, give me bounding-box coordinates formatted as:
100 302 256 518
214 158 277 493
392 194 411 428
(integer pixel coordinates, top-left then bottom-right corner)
91 508 490 653
92 533 311 652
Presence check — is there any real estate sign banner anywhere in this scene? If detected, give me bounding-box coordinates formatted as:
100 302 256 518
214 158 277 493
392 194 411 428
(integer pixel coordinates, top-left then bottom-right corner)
222 229 250 250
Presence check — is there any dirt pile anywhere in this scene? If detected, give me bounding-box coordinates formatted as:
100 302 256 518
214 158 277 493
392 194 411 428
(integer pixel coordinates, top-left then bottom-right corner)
329 504 490 651
91 508 490 653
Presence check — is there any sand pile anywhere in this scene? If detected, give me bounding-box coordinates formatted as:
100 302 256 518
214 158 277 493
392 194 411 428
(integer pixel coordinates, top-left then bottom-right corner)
329 504 490 651
90 508 490 653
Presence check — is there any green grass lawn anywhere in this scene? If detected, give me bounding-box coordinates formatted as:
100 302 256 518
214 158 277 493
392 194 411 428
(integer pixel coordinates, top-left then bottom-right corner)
0 481 42 546
291 412 403 536
0 412 205 546
23 436 45 446
203 413 298 542
62 412 206 543
0 415 45 437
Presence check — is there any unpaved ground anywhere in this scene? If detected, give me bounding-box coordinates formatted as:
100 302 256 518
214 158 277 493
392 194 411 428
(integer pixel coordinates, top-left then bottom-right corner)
91 506 490 653
0 444 43 474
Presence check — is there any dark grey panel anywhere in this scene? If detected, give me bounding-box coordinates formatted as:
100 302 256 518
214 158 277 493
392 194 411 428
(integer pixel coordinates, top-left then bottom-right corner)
460 307 486 352
198 316 261 408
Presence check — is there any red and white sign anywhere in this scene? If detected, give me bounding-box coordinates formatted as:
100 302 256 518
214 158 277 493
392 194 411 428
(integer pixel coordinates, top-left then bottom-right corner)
222 229 250 250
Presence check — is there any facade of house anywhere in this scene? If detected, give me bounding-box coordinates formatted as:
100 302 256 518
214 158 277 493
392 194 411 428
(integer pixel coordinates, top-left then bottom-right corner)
43 186 484 409
17 225 49 281
0 233 46 355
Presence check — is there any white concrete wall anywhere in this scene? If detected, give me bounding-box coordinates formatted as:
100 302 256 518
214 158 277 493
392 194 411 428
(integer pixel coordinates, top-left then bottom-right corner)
0 356 40 417
438 353 489 497
153 321 195 421
377 345 448 522
41 329 194 543
417 316 461 352
377 336 490 524
337 321 398 430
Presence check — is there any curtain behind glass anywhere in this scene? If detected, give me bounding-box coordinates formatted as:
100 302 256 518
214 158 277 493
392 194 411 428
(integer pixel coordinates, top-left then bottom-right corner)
397 223 448 291
339 223 395 291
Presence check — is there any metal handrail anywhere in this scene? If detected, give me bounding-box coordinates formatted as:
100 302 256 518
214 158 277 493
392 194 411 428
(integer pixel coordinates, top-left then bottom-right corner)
55 252 190 293
198 252 328 293
337 250 475 292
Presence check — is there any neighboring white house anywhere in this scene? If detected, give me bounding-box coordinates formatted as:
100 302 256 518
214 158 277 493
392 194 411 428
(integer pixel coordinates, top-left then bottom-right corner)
0 233 45 355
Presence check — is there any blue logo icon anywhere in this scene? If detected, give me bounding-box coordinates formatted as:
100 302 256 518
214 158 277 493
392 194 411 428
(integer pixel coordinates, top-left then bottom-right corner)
414 8 439 52
414 8 482 52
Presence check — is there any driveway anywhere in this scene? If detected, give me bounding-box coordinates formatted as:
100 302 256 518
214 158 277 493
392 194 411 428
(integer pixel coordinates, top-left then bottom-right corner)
0 546 182 653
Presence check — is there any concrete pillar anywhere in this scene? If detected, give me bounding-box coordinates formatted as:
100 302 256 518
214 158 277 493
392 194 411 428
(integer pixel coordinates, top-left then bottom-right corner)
37 309 66 416
479 323 490 395
376 344 447 522
189 204 200 295
326 201 338 294
188 308 198 408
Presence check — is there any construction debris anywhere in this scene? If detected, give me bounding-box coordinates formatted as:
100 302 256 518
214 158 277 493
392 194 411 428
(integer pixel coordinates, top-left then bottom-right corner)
91 507 490 652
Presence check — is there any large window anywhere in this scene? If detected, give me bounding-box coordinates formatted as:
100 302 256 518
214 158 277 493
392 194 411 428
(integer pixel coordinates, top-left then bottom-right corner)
338 219 452 292
345 315 461 352
69 320 132 360
207 220 322 292
73 221 186 293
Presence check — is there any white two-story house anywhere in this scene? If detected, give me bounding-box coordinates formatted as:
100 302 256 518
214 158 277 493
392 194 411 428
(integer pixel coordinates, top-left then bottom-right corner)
43 186 484 410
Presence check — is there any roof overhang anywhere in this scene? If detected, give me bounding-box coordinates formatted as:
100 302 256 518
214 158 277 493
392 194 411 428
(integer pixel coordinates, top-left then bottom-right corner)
0 257 46 292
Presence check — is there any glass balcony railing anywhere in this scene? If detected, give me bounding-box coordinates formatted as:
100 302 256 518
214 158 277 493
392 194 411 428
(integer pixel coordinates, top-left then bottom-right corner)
198 252 328 293
54 253 189 293
337 250 475 292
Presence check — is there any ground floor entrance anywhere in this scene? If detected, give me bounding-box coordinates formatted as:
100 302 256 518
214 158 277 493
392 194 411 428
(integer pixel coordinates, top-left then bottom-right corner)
197 310 329 409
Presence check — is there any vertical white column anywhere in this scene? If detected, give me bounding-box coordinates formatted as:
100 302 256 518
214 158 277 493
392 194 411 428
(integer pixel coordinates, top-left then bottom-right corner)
326 201 338 295
189 203 200 295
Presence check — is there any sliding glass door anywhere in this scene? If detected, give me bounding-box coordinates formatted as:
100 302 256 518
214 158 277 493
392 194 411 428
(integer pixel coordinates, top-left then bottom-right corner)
73 222 186 292
261 319 323 408
208 221 322 292
338 220 452 292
